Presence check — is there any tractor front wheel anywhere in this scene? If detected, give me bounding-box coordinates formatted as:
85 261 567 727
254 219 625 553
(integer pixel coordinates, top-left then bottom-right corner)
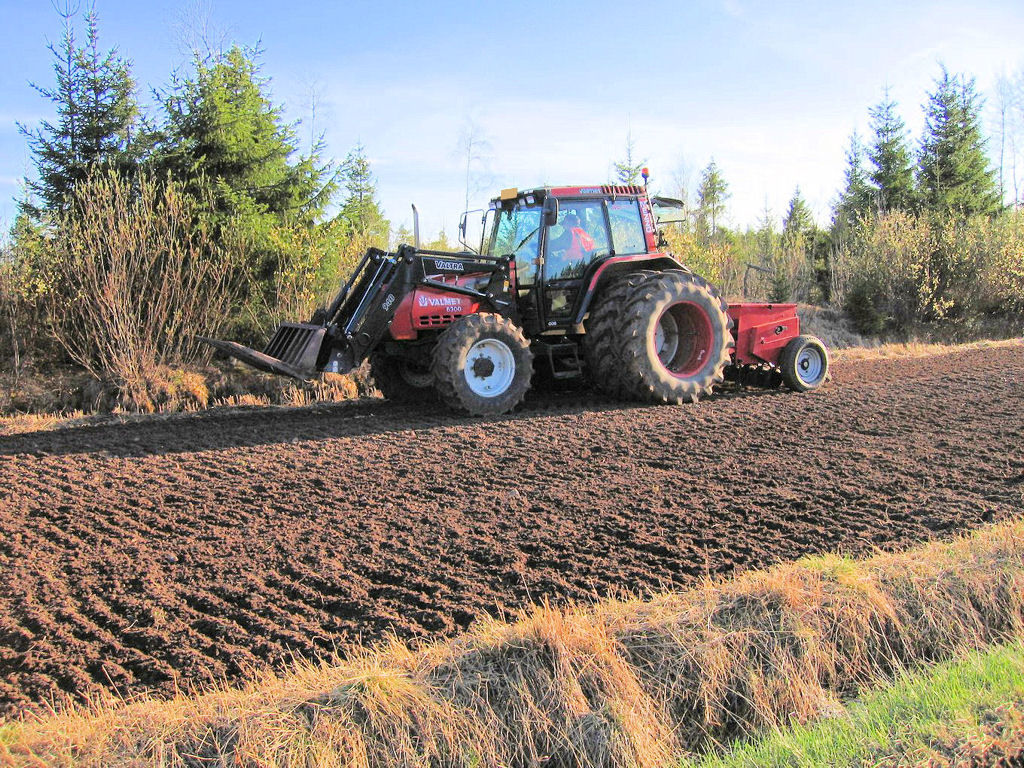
432 313 533 415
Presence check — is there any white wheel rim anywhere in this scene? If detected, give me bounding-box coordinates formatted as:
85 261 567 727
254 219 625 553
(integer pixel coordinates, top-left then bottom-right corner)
655 312 680 366
465 339 516 397
796 346 825 385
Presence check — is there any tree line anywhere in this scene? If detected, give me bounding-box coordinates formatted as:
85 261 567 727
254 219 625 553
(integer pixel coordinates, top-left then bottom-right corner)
614 68 1022 336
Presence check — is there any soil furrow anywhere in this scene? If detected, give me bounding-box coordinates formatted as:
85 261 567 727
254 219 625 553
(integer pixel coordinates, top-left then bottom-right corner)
0 344 1021 716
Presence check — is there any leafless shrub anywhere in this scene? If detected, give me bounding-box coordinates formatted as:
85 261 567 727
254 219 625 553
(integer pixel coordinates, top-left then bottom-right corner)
48 170 244 411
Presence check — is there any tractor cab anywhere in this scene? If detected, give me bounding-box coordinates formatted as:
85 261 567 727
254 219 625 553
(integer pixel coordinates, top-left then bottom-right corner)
479 186 663 336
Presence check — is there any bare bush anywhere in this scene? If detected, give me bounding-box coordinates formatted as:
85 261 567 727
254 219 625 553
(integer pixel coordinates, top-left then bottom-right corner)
49 171 243 411
0 255 21 383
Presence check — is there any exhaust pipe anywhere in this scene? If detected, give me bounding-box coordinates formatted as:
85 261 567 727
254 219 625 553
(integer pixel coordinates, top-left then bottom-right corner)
412 203 420 249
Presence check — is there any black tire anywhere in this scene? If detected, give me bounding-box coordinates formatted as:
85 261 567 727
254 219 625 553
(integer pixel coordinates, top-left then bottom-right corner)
778 334 829 392
369 351 434 402
618 271 734 404
432 313 533 415
581 271 657 398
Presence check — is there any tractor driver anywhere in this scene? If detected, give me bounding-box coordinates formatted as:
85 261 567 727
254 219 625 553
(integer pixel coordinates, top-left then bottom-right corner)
547 211 596 279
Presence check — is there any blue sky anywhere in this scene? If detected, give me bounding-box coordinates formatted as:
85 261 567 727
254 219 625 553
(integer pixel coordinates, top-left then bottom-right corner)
2 0 1023 239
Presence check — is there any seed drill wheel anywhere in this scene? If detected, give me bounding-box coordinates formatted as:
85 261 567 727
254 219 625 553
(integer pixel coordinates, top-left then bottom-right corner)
778 334 830 392
369 351 434 402
613 270 733 404
432 313 533 415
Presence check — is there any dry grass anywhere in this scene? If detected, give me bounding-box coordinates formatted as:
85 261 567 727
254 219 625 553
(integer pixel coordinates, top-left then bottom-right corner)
831 336 1022 362
686 639 1024 767
0 410 88 436
0 363 372 436
1 520 1022 767
796 304 870 349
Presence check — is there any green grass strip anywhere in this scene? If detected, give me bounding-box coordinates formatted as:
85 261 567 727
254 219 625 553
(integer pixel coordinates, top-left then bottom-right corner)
684 639 1024 768
0 722 20 746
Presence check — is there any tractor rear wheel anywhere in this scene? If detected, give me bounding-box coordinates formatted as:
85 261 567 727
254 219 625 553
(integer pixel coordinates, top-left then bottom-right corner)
618 271 734 404
432 313 533 415
582 270 657 398
778 334 829 392
369 351 434 402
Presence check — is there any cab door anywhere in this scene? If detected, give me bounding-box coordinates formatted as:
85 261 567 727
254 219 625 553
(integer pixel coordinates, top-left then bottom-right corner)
540 199 612 327
489 204 544 335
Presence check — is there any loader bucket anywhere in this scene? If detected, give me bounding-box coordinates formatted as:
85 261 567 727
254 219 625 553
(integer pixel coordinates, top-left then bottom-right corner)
199 322 327 381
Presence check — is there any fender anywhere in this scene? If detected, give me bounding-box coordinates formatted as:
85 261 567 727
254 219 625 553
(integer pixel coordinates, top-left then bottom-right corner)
573 253 685 325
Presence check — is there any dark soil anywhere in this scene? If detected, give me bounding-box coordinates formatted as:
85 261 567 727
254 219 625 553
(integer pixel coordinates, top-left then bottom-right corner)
1 345 1021 717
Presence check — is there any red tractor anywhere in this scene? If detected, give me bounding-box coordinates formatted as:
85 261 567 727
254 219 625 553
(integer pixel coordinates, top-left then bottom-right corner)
202 184 829 415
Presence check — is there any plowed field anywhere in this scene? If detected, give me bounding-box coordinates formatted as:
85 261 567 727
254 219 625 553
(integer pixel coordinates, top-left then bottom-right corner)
1 344 1022 717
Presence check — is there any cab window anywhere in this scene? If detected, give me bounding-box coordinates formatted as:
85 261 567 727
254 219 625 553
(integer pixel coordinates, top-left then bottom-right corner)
544 200 611 280
491 206 542 285
608 199 646 255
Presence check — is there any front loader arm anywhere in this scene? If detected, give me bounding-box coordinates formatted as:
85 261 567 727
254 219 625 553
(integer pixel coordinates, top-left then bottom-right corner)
200 245 512 380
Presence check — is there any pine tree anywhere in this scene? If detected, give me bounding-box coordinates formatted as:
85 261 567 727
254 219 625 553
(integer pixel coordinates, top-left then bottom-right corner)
612 131 645 185
867 91 916 213
695 159 729 241
339 143 388 240
917 69 1001 216
158 45 334 226
833 131 873 228
19 4 144 218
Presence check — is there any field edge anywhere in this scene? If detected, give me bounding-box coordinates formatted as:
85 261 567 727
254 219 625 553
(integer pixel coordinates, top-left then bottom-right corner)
2 516 1022 768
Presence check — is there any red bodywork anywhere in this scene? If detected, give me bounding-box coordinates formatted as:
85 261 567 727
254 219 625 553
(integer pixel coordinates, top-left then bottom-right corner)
727 303 800 365
389 279 482 340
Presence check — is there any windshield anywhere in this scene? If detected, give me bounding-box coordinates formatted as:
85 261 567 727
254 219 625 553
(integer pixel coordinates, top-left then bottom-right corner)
487 205 542 285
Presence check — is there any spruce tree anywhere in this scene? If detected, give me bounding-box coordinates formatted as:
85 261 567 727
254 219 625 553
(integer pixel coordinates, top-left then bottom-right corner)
917 69 1001 216
867 91 916 213
19 4 144 218
755 200 777 264
339 143 388 241
612 131 645 185
158 45 334 226
782 187 814 242
695 159 729 241
833 131 873 228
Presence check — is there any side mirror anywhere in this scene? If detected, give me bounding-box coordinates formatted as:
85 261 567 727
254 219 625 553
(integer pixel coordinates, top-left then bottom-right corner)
542 196 559 227
458 212 467 238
